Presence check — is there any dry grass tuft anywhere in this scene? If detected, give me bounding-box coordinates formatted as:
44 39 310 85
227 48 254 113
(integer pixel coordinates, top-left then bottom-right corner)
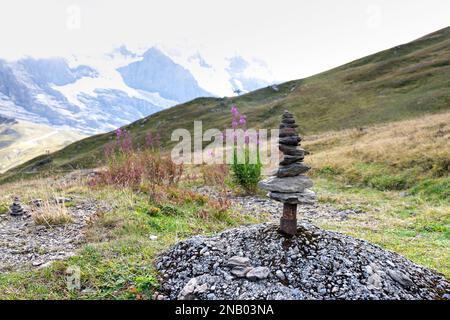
32 200 74 226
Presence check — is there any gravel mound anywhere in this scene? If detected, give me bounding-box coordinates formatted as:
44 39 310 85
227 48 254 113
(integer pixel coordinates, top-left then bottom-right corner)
156 223 449 300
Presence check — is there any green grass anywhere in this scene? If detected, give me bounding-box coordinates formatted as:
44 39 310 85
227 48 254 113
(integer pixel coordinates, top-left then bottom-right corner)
409 178 450 203
2 26 449 183
312 178 450 278
317 162 417 191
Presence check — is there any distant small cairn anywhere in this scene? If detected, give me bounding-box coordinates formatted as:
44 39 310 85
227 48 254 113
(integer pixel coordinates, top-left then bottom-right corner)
258 110 315 235
9 197 27 216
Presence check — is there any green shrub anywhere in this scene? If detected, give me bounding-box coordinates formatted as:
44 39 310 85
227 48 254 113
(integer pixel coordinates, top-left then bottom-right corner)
158 204 183 216
0 204 8 215
230 146 262 194
227 105 262 194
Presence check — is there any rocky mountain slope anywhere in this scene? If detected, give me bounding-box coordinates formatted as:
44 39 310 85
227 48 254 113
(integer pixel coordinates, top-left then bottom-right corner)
1 26 449 180
0 56 161 134
118 48 211 103
0 48 272 135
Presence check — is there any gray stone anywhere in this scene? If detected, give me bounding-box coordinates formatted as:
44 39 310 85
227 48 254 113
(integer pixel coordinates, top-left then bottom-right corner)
30 199 43 207
177 277 210 300
277 163 310 177
227 256 251 267
231 266 253 277
280 154 304 166
258 175 313 193
269 190 316 204
279 144 304 156
196 283 208 294
367 273 383 290
281 117 294 122
276 270 286 281
387 269 414 288
178 278 198 300
206 293 216 300
246 267 270 281
279 128 297 138
279 136 301 146
279 123 298 129
54 197 72 204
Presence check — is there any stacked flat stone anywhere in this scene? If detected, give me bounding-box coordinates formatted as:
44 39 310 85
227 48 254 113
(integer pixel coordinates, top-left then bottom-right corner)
9 197 26 216
258 111 315 205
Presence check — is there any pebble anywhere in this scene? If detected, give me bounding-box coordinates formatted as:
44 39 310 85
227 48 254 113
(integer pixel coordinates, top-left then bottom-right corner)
246 267 270 281
276 270 286 281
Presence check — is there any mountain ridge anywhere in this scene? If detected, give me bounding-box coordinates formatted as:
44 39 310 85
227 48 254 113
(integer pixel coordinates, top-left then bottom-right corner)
0 47 272 134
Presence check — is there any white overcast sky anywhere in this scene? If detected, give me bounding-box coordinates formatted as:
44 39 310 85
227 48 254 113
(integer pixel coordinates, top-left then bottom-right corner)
0 0 449 82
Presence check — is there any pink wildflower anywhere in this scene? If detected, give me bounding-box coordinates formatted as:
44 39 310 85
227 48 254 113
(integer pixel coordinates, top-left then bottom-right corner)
230 105 239 117
239 115 247 126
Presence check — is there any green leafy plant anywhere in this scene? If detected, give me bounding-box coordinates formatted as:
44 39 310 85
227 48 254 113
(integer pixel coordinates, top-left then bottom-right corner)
228 105 262 194
231 145 262 194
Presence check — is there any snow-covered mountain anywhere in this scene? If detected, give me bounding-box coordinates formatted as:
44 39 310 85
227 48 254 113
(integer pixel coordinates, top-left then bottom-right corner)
0 46 274 134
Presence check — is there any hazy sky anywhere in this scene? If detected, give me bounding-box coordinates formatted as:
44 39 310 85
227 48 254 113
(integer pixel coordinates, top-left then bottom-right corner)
0 0 449 81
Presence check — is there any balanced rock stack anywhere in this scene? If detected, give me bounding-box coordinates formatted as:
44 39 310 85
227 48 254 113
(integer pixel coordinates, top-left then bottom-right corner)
9 197 26 217
258 111 315 235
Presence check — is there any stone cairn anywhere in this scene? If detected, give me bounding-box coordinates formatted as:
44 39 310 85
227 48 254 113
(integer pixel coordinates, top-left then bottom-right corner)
258 111 315 236
9 196 26 217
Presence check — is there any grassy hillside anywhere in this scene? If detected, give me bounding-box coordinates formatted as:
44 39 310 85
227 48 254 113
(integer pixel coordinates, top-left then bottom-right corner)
305 111 450 194
1 26 449 183
0 120 85 173
303 112 449 276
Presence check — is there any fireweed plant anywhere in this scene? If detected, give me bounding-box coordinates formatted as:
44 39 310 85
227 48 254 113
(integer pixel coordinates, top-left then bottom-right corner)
228 105 262 193
91 128 183 188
